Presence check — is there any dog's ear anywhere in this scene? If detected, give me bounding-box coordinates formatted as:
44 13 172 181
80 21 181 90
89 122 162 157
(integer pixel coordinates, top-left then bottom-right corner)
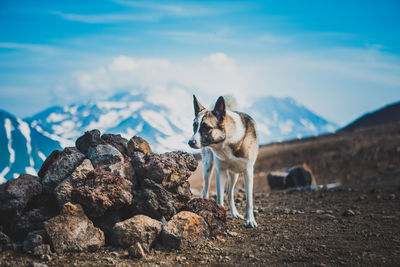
213 96 226 121
193 95 205 117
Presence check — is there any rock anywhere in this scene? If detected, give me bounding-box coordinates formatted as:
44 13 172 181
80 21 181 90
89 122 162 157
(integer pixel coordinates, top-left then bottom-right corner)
342 209 356 216
54 159 94 208
127 136 152 154
104 160 136 187
28 262 49 267
131 151 197 190
0 231 10 247
161 211 209 250
286 165 315 188
128 242 146 259
6 194 59 241
23 231 44 252
101 133 129 156
38 150 61 178
91 209 131 243
87 144 124 168
70 168 133 218
171 181 192 203
132 179 177 220
41 147 85 192
112 215 162 251
44 202 105 254
317 214 335 220
33 244 52 258
181 198 226 235
75 129 105 155
267 171 289 190
0 174 42 219
105 257 116 265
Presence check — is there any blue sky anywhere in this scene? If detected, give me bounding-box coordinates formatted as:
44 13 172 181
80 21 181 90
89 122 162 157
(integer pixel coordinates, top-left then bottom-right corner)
0 0 399 125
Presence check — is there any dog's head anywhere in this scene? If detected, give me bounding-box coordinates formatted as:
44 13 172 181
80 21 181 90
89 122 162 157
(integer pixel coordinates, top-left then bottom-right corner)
188 95 226 149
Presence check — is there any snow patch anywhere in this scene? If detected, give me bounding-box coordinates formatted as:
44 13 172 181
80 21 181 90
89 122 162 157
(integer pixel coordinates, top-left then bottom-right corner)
300 118 317 133
97 101 128 110
278 120 294 134
141 110 174 136
4 118 15 165
46 113 67 123
0 166 10 184
33 124 73 148
38 151 47 161
17 118 34 167
25 167 37 176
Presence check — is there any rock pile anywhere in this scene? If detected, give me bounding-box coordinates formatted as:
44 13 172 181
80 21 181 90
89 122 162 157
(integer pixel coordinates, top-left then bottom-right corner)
0 130 227 258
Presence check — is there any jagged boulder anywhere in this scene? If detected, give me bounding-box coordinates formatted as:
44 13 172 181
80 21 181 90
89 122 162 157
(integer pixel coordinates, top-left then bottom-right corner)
101 134 129 157
44 202 105 254
37 150 61 178
0 174 42 218
87 144 124 168
5 194 59 241
23 231 45 253
75 129 105 155
54 159 94 208
182 198 226 235
111 215 162 251
131 151 197 190
161 211 209 250
132 179 177 220
70 168 133 218
40 147 85 192
127 136 152 154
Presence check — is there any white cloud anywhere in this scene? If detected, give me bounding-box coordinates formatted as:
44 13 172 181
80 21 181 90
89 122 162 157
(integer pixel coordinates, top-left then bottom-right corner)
51 11 159 23
69 49 400 125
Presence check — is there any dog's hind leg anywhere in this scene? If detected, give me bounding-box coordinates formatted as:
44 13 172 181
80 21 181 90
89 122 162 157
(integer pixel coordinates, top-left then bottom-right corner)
201 148 214 199
228 171 244 219
244 166 258 228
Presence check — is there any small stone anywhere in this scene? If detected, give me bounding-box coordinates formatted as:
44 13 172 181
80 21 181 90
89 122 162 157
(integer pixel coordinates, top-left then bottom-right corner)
105 257 116 265
389 194 396 200
227 231 239 237
342 210 355 217
24 231 44 252
128 242 145 259
317 214 335 220
127 136 152 154
28 263 49 267
33 244 52 258
110 251 119 257
40 254 52 262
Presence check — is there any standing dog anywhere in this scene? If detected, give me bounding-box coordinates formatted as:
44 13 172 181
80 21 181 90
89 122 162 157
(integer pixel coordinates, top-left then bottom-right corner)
188 95 259 227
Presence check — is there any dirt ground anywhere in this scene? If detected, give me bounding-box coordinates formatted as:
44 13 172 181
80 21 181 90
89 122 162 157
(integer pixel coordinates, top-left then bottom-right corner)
1 122 400 266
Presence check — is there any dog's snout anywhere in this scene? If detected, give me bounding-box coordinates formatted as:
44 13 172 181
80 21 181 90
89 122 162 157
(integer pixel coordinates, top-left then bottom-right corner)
188 139 197 148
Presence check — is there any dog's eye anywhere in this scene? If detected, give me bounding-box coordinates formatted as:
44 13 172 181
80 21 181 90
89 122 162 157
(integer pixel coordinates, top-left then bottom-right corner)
201 124 212 132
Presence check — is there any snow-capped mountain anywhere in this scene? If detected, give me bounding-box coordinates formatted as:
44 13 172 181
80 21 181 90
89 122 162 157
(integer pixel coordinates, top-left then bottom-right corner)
27 92 191 153
0 110 62 183
247 96 337 143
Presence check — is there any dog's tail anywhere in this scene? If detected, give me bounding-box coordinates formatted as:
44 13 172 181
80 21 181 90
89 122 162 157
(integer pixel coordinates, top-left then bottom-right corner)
223 94 239 111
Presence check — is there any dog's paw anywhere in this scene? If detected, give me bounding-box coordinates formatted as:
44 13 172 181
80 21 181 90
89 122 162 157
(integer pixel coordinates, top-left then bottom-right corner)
231 210 244 220
245 218 258 228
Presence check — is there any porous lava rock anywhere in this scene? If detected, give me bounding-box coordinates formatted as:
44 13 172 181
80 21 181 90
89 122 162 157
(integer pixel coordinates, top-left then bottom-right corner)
161 211 209 250
87 144 124 168
44 202 105 254
127 136 152 154
111 215 162 251
75 129 105 155
182 198 226 235
101 133 129 157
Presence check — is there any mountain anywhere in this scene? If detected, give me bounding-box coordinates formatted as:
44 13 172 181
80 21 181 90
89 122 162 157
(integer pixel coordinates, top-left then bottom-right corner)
26 92 190 153
340 101 400 131
247 97 337 143
0 110 62 183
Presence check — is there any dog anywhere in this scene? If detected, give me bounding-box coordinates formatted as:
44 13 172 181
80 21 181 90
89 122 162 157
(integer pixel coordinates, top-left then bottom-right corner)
188 95 259 227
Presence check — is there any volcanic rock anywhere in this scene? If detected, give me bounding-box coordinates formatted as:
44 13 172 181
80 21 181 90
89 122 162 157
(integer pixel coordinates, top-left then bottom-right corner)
41 147 85 192
101 133 129 156
182 198 226 235
161 211 209 250
37 150 61 178
54 159 94 208
286 164 315 188
23 231 44 252
44 202 105 254
70 168 133 218
33 244 52 258
132 179 177 220
127 136 152 154
87 144 124 168
0 174 42 218
111 215 162 251
128 242 146 259
131 151 197 190
75 129 105 155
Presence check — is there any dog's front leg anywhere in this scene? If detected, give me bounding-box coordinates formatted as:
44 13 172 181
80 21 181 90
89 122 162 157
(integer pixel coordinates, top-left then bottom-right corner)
201 149 214 199
215 164 227 206
244 165 258 228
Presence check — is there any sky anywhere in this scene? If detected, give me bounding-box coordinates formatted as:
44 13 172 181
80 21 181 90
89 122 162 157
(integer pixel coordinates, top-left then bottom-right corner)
0 0 399 126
